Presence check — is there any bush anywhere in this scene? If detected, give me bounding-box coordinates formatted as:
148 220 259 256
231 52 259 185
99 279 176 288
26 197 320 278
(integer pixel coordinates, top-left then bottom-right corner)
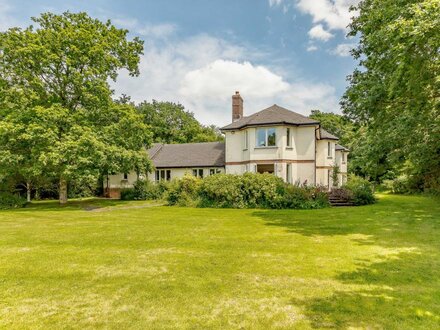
167 175 202 206
344 175 375 205
0 192 27 209
121 179 170 200
168 173 330 209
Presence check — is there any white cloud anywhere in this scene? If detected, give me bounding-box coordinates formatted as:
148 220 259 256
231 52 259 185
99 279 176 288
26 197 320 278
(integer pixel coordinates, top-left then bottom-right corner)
113 17 176 38
180 60 290 100
330 43 355 57
296 0 360 32
113 33 340 126
0 0 19 31
268 0 284 7
307 45 318 52
308 24 334 41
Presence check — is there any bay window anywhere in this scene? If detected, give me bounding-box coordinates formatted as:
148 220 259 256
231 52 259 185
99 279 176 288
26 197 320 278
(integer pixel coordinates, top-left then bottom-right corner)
256 127 276 147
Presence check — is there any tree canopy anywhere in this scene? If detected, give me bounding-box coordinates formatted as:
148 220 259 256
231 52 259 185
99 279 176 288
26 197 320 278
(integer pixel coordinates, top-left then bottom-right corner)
0 12 151 203
136 100 223 144
342 0 440 191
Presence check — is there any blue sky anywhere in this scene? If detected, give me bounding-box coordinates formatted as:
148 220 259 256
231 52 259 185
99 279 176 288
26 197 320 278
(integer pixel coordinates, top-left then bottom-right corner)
0 0 359 125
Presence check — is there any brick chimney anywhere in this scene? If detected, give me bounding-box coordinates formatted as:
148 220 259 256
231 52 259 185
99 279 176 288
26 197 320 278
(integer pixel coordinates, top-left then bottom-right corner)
232 91 243 122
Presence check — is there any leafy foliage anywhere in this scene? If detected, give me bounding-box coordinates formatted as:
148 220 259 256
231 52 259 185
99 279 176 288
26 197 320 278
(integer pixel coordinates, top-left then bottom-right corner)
0 12 151 203
136 100 223 144
0 192 27 209
344 175 376 206
167 173 330 209
342 0 440 192
120 179 169 200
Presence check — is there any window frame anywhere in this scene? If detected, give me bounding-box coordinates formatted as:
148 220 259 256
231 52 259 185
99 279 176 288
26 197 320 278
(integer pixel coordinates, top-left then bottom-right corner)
155 169 171 182
286 163 292 183
192 168 204 178
286 128 291 147
209 168 222 175
327 142 332 158
243 130 248 150
256 127 277 148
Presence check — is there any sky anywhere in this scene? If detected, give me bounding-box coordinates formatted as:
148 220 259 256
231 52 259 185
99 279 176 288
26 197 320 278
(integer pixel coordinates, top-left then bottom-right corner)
0 0 360 126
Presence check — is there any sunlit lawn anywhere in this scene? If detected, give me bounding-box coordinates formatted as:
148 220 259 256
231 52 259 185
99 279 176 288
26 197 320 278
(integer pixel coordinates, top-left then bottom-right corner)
0 194 439 329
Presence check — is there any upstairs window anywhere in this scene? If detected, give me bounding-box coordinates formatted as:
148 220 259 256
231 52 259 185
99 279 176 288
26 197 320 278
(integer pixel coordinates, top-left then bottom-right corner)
342 152 345 162
286 128 291 147
256 128 276 147
243 130 248 149
328 142 332 157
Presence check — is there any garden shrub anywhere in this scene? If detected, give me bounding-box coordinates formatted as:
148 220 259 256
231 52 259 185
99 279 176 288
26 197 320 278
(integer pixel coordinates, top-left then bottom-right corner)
120 179 170 200
344 175 375 205
0 192 27 209
169 172 330 209
167 175 202 206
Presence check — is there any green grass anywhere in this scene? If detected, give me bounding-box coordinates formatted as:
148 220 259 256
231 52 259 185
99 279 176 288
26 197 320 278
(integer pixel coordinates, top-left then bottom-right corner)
0 194 439 329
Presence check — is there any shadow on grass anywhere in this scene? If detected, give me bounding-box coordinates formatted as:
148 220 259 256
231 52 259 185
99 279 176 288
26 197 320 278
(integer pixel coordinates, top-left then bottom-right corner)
253 195 440 328
18 198 128 212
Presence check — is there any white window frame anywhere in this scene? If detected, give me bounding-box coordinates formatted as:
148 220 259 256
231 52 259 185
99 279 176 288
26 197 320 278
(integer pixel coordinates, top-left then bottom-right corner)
209 168 222 175
327 142 332 158
243 130 248 150
286 128 291 147
155 169 171 181
286 163 292 183
192 168 204 178
256 127 277 147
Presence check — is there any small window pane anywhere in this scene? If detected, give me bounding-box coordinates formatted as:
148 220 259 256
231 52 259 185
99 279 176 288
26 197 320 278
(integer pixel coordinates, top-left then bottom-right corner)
193 169 197 177
160 170 165 180
267 128 276 146
198 169 204 178
155 171 159 181
286 128 290 147
166 170 171 181
256 129 266 147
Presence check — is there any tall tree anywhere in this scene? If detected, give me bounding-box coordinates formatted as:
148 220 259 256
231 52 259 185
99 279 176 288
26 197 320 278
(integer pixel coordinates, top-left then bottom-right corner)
342 0 440 190
136 100 223 144
309 110 356 148
0 12 151 203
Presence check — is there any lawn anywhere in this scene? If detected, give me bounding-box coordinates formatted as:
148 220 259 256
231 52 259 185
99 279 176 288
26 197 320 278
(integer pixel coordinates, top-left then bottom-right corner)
0 194 439 329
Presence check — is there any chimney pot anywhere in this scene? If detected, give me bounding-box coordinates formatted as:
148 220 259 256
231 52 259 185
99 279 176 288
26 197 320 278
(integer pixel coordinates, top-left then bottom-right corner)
232 91 243 122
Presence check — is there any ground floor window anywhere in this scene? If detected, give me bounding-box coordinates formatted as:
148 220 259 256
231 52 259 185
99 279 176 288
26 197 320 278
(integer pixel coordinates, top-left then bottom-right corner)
193 168 204 178
156 169 171 181
209 168 222 175
286 163 292 183
256 164 275 174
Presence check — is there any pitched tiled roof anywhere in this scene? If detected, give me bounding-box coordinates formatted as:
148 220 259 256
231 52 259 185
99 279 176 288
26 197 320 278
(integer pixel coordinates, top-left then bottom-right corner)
336 144 349 152
320 128 339 140
221 104 319 130
148 142 225 168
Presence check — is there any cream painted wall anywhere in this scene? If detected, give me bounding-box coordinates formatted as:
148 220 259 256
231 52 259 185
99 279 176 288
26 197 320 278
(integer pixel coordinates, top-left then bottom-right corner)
224 124 318 184
106 167 225 189
316 139 336 167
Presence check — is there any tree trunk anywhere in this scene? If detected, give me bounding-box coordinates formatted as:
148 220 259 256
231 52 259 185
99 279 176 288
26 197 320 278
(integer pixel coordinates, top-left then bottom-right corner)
59 178 68 205
26 182 31 202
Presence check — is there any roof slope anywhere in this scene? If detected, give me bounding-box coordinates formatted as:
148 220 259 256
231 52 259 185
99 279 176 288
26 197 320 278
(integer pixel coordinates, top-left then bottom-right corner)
221 104 319 130
148 142 225 168
336 144 349 152
320 128 339 140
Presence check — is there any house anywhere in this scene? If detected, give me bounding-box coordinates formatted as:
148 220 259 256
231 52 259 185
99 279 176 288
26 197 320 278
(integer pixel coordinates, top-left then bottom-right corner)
104 92 349 198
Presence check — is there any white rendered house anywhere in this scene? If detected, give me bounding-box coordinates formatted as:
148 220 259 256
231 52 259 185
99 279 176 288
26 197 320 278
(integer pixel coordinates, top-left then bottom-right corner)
104 92 349 198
